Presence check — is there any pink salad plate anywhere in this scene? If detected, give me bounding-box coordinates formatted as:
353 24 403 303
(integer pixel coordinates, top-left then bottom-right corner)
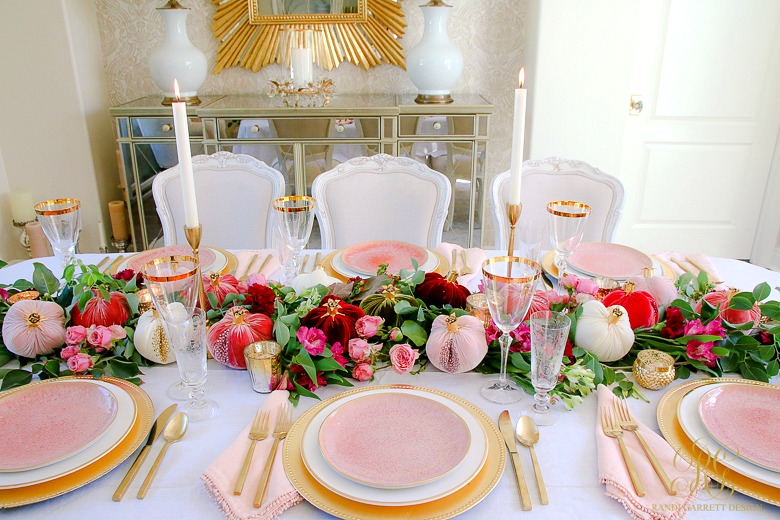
567 242 653 279
318 393 471 488
0 381 117 472
699 384 780 472
120 245 218 274
341 241 429 276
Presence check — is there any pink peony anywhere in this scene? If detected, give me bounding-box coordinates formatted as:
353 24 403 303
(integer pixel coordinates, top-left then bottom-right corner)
348 338 372 362
389 343 419 374
60 344 80 360
355 315 384 338
352 362 374 381
87 326 114 348
329 342 348 367
65 325 87 345
67 352 93 373
109 324 127 340
296 326 327 356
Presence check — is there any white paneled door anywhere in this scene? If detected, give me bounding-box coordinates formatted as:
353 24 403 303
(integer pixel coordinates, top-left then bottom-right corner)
617 0 780 259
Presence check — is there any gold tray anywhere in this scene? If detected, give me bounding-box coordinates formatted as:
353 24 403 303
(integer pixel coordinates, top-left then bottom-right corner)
111 246 238 276
0 376 154 508
283 384 505 519
541 251 677 282
657 378 780 507
321 249 450 282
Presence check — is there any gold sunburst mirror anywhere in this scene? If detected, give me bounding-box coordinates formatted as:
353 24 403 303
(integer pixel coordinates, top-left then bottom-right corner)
211 0 406 73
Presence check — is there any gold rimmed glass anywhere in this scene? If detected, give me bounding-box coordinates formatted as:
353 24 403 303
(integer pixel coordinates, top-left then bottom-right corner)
273 195 316 284
481 256 540 404
34 198 80 267
546 201 591 286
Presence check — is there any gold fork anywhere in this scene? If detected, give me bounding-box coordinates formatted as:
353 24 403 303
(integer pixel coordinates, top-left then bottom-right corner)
460 250 473 275
614 398 676 495
601 407 646 497
233 409 270 495
253 404 292 508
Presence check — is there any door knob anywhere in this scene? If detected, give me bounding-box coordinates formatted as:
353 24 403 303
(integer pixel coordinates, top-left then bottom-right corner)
162 124 172 132
629 95 643 115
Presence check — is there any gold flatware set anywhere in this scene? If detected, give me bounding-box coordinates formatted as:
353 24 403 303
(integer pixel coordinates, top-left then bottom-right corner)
236 253 273 280
233 410 270 495
450 249 473 276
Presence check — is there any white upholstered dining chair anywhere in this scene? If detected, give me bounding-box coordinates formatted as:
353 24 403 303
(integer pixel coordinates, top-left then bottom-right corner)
490 157 625 249
311 154 451 249
152 151 285 249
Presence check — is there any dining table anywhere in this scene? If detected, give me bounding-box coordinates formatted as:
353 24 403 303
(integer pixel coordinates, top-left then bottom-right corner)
1 251 778 520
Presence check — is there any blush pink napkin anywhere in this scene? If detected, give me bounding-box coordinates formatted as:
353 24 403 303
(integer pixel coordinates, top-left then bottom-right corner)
435 243 487 292
202 391 302 520
654 252 723 285
596 385 705 520
234 250 281 280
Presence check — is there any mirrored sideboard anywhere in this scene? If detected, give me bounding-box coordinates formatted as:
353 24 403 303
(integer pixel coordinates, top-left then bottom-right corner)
110 94 493 251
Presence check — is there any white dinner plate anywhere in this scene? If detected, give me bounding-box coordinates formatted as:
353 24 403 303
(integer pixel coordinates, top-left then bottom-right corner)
300 387 488 506
331 248 439 279
0 379 137 489
116 245 229 275
677 382 780 488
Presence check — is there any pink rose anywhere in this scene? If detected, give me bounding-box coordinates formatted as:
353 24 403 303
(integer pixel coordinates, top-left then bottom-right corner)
109 324 127 340
246 273 270 287
60 344 81 360
65 325 87 345
576 278 599 296
355 315 384 338
296 326 327 356
389 327 403 341
67 352 93 373
352 362 374 381
348 338 372 362
87 326 113 348
389 343 419 374
561 273 580 289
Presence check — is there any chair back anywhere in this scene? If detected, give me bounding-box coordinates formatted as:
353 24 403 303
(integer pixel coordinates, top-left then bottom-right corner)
491 157 625 249
152 152 285 249
311 154 451 249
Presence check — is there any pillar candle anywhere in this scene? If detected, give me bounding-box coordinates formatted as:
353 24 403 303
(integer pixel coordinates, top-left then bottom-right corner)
508 68 527 205
172 80 199 228
26 221 52 258
108 200 130 241
9 190 36 222
291 47 313 88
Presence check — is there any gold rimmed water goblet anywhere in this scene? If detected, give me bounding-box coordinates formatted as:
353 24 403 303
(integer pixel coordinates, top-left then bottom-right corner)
526 310 572 426
481 256 540 404
272 196 315 284
34 198 80 267
546 201 590 288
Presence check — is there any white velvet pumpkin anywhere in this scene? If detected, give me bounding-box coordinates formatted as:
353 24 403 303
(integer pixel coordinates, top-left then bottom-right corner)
2 300 66 357
290 267 341 295
574 300 634 362
626 269 678 310
425 314 488 373
134 309 177 364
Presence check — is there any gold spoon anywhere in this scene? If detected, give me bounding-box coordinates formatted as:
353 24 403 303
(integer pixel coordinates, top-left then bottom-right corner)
137 412 188 499
516 415 548 505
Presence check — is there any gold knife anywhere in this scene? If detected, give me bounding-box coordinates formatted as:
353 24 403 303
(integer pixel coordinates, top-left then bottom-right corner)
499 410 532 511
112 404 177 501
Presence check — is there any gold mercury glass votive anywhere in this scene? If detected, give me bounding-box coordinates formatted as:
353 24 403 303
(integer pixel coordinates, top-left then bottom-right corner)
633 349 676 390
466 293 491 329
135 289 154 314
244 341 283 394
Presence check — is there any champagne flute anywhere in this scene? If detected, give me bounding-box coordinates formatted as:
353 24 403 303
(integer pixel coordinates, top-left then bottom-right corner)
273 196 315 284
527 310 571 426
34 198 80 267
547 201 590 287
481 256 540 404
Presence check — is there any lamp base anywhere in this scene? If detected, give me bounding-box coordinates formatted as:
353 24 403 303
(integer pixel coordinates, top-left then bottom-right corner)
110 236 131 253
414 93 454 104
161 95 201 106
12 219 35 258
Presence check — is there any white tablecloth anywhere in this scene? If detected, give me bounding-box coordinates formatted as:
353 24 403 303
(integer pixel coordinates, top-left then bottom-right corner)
1 253 778 519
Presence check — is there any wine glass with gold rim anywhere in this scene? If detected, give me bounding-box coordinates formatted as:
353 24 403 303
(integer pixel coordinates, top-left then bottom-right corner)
34 198 80 268
481 256 540 404
547 201 590 288
273 195 316 283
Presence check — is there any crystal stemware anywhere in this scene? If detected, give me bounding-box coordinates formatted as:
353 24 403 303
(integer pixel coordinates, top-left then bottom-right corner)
527 310 571 426
481 256 540 404
517 213 548 264
547 201 590 288
273 196 316 283
142 255 200 401
34 198 81 267
163 308 218 421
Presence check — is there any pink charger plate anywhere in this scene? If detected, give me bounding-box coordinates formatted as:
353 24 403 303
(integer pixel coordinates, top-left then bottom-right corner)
567 242 653 279
699 384 780 472
341 240 429 276
0 381 118 471
318 393 471 488
126 245 217 273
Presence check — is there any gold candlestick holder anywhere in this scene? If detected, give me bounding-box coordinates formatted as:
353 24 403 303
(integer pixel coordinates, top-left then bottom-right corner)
184 224 208 310
12 219 35 258
506 202 522 257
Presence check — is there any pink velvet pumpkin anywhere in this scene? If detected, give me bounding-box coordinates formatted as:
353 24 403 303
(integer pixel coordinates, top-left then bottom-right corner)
695 289 761 328
626 269 678 310
2 300 66 357
203 273 240 309
425 314 488 373
207 307 273 369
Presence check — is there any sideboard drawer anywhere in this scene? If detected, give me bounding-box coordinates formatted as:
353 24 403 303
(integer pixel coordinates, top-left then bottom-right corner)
217 117 382 140
398 115 476 138
130 117 202 139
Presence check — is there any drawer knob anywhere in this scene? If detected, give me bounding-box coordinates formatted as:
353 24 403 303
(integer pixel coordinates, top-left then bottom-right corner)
433 122 442 130
336 124 345 133
251 125 260 133
161 124 172 132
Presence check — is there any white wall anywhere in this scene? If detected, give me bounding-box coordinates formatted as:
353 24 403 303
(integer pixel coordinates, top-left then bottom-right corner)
0 146 15 261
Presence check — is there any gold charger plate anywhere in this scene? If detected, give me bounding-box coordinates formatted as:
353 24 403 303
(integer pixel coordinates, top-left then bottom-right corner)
657 377 780 507
541 251 676 282
111 247 237 275
0 376 154 508
321 249 450 282
283 384 505 519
